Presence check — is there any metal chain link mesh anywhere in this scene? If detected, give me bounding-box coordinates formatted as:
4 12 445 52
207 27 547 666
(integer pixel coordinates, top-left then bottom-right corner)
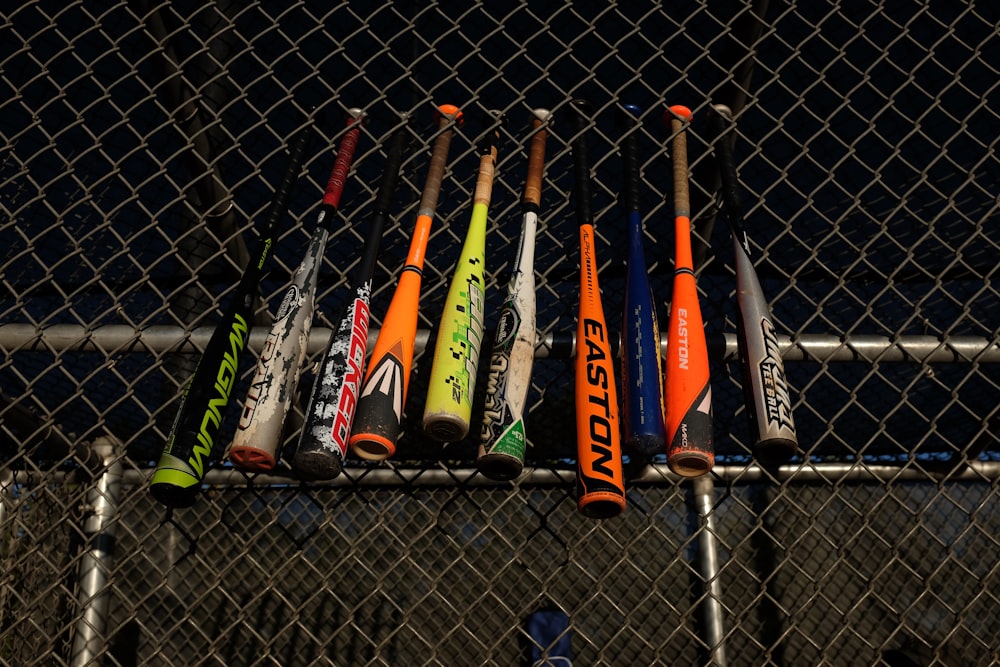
2 1 999 665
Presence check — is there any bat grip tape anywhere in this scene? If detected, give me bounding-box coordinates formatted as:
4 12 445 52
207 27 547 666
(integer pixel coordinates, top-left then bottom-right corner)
568 100 595 227
260 123 312 234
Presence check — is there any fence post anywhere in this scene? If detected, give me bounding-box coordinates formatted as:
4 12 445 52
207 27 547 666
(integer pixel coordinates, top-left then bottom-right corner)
694 475 727 666
69 436 124 667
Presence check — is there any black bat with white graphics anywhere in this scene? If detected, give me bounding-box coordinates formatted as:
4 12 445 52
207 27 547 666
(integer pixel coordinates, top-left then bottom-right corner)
292 118 410 480
150 119 312 507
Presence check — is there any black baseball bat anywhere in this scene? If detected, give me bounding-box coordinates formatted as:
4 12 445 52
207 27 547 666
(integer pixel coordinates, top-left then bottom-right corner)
150 120 312 507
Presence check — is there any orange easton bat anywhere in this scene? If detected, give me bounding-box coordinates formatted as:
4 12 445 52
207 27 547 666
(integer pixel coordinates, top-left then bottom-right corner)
663 105 714 476
569 99 626 518
349 104 463 461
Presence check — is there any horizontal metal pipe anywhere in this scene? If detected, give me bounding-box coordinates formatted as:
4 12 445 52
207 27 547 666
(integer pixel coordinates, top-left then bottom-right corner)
6 461 998 489
2 324 997 363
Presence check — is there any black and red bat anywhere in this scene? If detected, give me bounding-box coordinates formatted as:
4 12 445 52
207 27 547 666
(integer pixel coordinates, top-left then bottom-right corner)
292 119 410 480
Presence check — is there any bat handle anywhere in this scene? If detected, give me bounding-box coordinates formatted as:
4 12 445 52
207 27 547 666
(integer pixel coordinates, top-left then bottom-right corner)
567 99 595 227
260 120 313 235
665 105 693 219
522 108 551 209
708 104 744 221
618 104 643 214
372 119 410 216
416 104 463 215
321 108 366 210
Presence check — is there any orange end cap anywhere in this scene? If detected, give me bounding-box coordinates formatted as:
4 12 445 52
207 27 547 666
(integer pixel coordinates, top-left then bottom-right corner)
665 105 694 124
436 104 464 125
229 447 276 472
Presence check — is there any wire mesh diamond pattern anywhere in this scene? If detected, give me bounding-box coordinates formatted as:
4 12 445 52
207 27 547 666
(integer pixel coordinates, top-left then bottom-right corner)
2 1 999 665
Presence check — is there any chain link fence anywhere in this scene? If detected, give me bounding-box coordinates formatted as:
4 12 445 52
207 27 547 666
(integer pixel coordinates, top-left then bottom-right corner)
2 1 999 665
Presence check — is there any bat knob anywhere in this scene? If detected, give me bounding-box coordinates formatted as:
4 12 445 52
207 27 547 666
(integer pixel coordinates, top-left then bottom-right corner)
531 108 553 124
569 98 594 115
436 104 464 126
621 103 643 118
346 107 367 123
710 103 733 121
664 105 694 125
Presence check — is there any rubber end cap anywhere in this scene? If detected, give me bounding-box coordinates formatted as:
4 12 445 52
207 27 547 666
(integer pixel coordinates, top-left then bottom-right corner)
350 436 396 462
477 454 524 482
665 105 694 124
531 108 553 123
292 451 345 481
436 104 464 125
229 447 276 473
754 438 797 467
668 451 714 478
149 483 200 509
579 496 626 520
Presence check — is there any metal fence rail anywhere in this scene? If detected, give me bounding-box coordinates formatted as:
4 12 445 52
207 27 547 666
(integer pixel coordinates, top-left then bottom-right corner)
2 1 999 665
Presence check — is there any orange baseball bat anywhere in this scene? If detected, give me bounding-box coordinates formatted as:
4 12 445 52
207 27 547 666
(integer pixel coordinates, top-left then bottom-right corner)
349 104 463 461
569 99 626 518
664 105 715 476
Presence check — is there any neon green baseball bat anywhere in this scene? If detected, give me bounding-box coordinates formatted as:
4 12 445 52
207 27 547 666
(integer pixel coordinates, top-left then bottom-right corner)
422 113 502 442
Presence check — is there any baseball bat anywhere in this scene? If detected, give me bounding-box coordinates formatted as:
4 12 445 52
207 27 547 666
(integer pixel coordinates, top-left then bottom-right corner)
227 109 366 472
477 108 551 480
618 104 667 457
709 104 797 463
292 119 410 480
349 104 463 460
663 105 715 477
423 112 502 442
569 99 626 519
150 121 312 507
